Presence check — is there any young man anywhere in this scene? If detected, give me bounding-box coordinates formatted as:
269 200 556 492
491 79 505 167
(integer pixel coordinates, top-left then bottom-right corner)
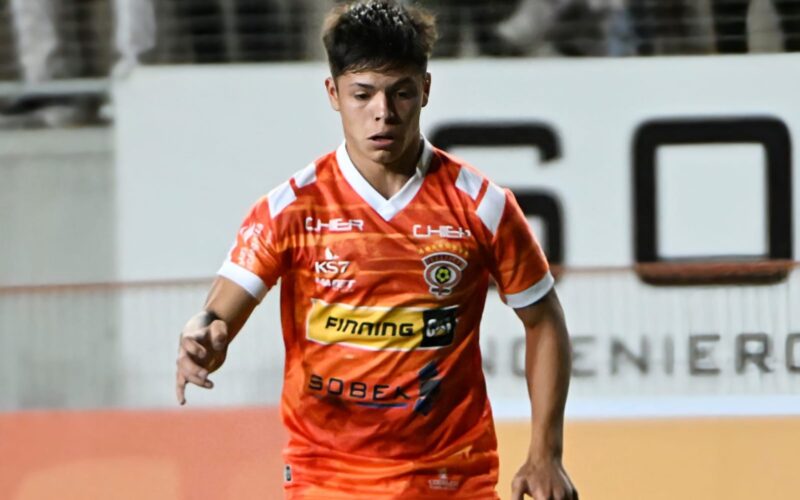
175 1 577 499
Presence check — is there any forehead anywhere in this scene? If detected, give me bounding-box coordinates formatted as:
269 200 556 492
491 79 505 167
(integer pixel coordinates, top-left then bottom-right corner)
337 67 425 87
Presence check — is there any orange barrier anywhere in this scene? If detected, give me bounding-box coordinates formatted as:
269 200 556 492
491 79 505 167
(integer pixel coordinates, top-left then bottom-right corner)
3 409 800 499
497 418 800 500
0 408 287 500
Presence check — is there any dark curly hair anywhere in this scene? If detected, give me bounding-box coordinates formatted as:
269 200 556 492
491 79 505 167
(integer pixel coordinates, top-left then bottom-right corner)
322 1 437 78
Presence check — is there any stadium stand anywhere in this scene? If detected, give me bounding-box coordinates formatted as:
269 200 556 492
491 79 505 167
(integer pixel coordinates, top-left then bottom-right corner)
0 0 796 127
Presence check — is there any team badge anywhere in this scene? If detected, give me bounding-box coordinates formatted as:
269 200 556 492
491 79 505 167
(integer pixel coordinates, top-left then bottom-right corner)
422 252 467 298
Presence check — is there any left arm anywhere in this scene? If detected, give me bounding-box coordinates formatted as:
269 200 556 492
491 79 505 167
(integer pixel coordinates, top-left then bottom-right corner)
510 288 578 500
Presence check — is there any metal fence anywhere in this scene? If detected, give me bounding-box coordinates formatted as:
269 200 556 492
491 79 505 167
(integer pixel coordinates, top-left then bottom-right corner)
0 278 286 411
0 0 797 85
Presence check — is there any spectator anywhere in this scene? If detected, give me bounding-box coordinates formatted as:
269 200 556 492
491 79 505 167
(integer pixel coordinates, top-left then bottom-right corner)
1 0 155 127
495 0 561 55
170 0 299 63
113 0 156 76
495 0 614 56
419 0 523 56
711 0 800 53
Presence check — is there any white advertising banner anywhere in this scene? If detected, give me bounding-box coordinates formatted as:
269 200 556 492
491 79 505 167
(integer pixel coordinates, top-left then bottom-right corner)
114 55 800 418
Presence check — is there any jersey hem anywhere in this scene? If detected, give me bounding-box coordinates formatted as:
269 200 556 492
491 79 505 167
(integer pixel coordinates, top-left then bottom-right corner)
503 271 555 308
217 261 268 301
283 487 499 500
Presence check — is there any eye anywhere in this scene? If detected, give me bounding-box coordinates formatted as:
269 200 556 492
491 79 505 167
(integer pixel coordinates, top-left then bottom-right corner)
396 88 417 99
354 93 369 101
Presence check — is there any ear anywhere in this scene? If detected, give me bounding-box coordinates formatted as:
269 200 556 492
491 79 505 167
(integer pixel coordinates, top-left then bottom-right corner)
421 72 431 108
325 77 340 112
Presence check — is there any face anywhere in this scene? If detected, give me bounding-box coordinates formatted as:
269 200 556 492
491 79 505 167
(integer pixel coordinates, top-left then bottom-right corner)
325 67 431 170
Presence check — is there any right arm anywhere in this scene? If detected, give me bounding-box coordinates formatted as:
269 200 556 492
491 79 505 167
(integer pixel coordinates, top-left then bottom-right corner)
176 192 286 404
175 276 259 404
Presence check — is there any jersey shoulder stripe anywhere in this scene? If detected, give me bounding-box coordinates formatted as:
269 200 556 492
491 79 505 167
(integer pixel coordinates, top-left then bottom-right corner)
267 181 296 217
476 181 507 236
431 147 508 236
455 164 484 200
433 149 488 202
267 160 323 218
292 161 317 188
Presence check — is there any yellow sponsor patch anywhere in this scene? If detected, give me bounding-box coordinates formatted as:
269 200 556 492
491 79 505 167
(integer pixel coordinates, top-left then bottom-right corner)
306 299 457 351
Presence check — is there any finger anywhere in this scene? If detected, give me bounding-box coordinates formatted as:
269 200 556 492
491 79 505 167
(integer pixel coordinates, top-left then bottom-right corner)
531 487 549 500
557 469 577 500
180 336 208 361
185 372 214 389
209 319 228 351
563 483 577 500
182 326 211 343
183 369 214 389
177 355 214 389
176 373 187 405
511 477 526 500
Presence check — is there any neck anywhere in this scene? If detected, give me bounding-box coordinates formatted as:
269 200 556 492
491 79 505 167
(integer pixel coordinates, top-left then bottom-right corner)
346 137 424 200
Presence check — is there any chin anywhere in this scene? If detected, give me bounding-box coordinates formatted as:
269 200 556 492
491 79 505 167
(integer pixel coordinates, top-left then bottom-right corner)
369 148 400 164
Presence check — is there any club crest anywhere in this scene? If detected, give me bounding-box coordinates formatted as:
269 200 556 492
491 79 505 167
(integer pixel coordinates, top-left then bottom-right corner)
422 252 468 298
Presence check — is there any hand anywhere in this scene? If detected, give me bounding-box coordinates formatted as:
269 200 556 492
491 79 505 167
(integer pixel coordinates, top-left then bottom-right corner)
175 311 229 405
511 456 578 500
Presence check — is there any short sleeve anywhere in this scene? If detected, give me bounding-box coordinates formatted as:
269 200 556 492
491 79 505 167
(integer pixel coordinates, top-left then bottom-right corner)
486 186 554 309
217 196 286 301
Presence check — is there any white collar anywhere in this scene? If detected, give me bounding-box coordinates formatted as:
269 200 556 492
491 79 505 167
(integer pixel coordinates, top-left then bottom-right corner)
335 137 434 221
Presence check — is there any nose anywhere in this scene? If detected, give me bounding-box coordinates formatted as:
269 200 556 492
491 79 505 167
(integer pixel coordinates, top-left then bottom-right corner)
374 93 396 122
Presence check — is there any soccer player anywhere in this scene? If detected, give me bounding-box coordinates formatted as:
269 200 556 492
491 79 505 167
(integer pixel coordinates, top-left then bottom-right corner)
175 1 577 499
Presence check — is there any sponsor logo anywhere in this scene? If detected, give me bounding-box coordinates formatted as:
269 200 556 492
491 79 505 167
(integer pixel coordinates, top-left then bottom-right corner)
428 469 459 491
315 277 356 291
306 360 447 411
422 252 468 298
314 248 350 275
306 300 457 351
308 373 412 407
413 224 472 239
239 222 264 245
414 360 442 415
305 217 364 233
314 248 355 291
422 309 457 348
235 223 265 268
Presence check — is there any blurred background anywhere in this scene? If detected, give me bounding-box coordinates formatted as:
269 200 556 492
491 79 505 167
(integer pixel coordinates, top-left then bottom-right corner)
1 0 799 499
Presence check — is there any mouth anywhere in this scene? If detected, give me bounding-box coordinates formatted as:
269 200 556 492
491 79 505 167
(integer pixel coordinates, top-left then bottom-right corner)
368 133 397 148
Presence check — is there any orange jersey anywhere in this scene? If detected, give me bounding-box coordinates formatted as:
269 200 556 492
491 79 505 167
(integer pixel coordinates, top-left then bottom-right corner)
219 139 553 499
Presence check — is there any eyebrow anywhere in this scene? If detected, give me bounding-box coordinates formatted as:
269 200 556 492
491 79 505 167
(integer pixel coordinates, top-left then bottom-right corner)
351 83 375 90
349 77 416 91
